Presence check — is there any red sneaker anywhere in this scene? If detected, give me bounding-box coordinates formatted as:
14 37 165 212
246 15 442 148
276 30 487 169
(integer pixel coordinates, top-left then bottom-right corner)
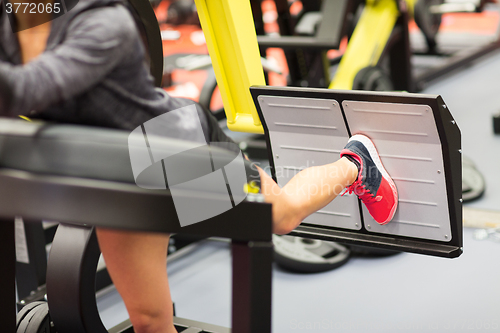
340 134 398 225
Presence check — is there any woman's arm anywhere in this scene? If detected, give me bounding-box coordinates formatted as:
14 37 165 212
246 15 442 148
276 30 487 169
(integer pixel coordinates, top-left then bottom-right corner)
0 5 138 116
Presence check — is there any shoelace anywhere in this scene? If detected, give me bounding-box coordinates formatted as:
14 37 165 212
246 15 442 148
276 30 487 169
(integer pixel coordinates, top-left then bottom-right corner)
342 178 382 204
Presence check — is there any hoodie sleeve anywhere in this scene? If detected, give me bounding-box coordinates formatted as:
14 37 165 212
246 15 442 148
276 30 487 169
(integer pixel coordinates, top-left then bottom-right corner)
0 5 138 116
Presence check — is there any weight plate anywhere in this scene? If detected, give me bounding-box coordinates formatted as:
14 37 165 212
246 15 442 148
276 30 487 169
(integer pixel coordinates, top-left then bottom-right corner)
462 155 486 202
26 303 52 333
16 302 45 331
352 66 393 91
17 302 53 333
273 235 351 273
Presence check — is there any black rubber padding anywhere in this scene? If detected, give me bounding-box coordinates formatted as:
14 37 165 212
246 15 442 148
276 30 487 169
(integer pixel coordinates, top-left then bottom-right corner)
348 244 401 257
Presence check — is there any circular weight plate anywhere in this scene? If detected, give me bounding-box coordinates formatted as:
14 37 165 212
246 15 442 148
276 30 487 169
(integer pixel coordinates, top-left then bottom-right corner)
462 155 486 202
16 302 53 333
26 303 53 333
273 235 351 273
16 302 45 331
414 0 444 50
26 303 55 333
352 66 393 91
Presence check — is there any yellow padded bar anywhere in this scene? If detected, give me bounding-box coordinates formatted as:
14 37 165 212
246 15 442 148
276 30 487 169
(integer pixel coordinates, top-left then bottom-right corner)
329 0 399 90
194 0 266 134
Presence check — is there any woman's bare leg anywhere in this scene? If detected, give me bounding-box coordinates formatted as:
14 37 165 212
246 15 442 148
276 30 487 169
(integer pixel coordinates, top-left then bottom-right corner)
95 157 358 332
96 228 177 333
259 156 358 234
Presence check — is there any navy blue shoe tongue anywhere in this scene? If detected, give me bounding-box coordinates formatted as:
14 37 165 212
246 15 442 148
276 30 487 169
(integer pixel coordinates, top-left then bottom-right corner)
345 140 382 195
344 154 361 173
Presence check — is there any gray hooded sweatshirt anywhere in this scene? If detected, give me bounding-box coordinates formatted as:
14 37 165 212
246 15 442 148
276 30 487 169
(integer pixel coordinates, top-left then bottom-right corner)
0 0 230 143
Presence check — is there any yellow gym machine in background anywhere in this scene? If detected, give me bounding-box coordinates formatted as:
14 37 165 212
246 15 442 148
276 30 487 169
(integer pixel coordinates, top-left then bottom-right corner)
194 0 495 132
193 0 418 133
330 0 415 90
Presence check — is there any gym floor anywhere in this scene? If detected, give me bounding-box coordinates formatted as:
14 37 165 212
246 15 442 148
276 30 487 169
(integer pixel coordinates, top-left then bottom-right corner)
97 25 500 333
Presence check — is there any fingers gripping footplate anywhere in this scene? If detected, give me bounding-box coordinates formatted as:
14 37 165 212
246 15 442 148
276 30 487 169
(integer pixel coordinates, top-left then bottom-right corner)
251 86 462 258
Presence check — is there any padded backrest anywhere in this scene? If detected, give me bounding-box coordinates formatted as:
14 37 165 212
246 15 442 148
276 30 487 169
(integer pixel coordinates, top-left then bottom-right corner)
0 119 254 186
0 118 262 228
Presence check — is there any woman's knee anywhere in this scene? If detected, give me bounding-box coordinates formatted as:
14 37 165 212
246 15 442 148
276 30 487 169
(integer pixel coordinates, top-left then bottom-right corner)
128 308 175 333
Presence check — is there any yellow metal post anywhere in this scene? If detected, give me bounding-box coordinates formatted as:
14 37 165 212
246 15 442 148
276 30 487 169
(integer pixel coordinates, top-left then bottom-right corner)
194 0 266 134
329 0 400 90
